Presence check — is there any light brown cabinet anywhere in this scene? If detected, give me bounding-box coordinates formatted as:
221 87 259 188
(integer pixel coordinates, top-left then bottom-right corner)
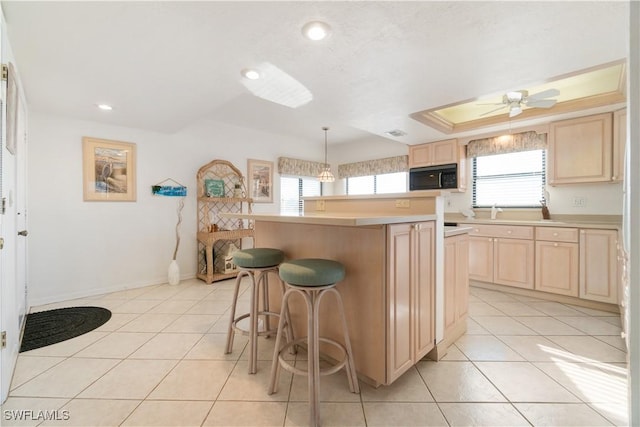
409 139 467 191
409 139 460 168
580 229 618 304
462 224 534 290
444 233 469 340
387 221 434 384
535 227 579 297
612 108 626 183
548 113 613 185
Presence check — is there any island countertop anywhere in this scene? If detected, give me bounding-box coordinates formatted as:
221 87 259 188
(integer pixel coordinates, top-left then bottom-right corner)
219 212 438 227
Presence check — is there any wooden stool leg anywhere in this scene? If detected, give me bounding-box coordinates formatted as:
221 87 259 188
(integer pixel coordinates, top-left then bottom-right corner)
309 289 321 427
329 288 360 393
225 270 246 354
268 287 294 395
248 272 259 374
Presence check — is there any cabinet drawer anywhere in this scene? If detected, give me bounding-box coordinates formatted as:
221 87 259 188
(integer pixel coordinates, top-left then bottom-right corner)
462 224 533 239
535 227 579 242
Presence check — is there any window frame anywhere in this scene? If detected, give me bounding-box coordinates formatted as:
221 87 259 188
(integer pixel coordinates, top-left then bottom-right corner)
472 149 547 209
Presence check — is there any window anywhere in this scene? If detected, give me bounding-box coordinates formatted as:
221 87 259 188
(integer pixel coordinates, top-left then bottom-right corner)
346 172 407 195
473 149 546 208
280 176 321 215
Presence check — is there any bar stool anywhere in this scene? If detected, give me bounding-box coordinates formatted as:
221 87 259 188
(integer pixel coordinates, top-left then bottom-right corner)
225 248 293 374
268 258 359 427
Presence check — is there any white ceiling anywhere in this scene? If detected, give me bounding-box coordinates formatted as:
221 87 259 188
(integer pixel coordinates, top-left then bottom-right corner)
0 1 629 146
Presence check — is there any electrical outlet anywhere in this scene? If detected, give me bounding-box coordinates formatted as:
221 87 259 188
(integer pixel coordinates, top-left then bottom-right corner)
395 199 410 208
316 200 325 211
573 196 587 207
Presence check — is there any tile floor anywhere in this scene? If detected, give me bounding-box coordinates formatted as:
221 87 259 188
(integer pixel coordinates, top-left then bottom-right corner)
1 279 629 426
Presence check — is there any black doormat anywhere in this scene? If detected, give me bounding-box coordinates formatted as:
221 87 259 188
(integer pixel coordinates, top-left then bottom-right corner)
20 306 112 352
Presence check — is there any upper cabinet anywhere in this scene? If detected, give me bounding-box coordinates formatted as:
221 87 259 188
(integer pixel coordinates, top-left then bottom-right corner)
409 139 467 191
612 108 626 183
548 113 614 185
409 139 461 168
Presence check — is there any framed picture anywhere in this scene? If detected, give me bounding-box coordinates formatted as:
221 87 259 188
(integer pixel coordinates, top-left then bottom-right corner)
204 178 225 197
247 159 273 203
82 137 137 201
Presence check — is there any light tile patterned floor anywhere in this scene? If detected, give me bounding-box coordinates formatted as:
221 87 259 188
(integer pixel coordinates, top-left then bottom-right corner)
1 280 629 426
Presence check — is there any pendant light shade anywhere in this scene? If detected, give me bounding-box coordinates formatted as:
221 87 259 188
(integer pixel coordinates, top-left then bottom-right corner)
318 126 335 182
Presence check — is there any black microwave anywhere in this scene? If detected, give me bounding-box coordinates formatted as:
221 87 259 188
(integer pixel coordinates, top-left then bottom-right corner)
409 163 458 190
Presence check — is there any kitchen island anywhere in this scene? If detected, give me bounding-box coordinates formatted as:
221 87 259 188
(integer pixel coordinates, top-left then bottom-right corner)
220 192 459 386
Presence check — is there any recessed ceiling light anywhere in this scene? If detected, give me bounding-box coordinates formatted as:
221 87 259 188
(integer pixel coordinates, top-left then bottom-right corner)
302 21 331 41
97 103 113 111
241 68 260 80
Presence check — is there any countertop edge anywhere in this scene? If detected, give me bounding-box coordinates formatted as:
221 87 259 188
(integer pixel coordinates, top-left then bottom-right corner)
219 212 438 226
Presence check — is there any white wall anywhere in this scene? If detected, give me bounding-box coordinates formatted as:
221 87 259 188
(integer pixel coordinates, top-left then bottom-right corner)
28 113 323 306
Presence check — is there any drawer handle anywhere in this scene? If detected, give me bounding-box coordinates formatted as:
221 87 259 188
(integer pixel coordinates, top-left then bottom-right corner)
553 232 558 236
554 243 558 247
507 230 512 234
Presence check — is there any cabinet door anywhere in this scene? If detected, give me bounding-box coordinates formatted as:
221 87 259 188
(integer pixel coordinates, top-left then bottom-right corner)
580 229 618 304
468 236 494 282
535 241 579 297
387 223 414 382
431 139 458 165
455 235 469 320
493 238 534 289
408 145 432 168
443 238 457 333
548 113 613 184
408 139 459 168
612 108 626 182
444 234 469 337
413 222 434 361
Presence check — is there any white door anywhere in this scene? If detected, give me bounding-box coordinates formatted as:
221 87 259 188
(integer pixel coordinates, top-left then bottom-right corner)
0 59 28 403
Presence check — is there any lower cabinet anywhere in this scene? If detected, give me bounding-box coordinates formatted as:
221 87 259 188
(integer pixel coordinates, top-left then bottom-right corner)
580 229 618 304
444 233 469 339
387 221 435 384
535 227 579 297
462 224 534 290
464 223 619 305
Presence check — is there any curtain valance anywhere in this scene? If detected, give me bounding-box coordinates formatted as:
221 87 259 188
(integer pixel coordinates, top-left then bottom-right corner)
278 157 326 178
467 131 547 158
338 155 408 179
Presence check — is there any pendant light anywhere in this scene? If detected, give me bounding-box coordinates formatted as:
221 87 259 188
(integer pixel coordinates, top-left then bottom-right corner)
318 126 335 182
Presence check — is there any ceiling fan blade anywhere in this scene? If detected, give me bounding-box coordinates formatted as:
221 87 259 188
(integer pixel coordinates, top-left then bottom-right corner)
479 105 507 116
527 88 560 101
509 107 523 118
526 99 557 108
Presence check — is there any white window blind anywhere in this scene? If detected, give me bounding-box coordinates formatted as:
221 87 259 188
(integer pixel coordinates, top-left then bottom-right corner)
347 172 407 195
280 176 321 215
473 150 546 208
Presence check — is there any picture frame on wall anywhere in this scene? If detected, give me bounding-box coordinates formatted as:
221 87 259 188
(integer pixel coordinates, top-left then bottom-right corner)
82 137 137 201
247 159 273 203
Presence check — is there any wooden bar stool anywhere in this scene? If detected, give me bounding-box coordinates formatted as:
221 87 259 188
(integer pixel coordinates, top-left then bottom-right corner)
268 258 359 427
225 248 293 374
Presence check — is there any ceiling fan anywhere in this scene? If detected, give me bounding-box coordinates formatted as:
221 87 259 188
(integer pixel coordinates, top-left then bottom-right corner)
480 88 560 118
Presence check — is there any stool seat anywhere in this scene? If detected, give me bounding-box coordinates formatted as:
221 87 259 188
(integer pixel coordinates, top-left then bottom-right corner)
233 248 285 269
279 258 345 286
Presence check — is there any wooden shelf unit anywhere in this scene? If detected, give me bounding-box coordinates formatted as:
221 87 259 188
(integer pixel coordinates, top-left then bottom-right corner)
196 159 254 284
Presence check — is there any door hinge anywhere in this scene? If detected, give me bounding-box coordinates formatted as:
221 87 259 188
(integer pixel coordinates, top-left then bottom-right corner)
1 64 7 81
1 198 6 214
0 237 4 250
1 331 6 348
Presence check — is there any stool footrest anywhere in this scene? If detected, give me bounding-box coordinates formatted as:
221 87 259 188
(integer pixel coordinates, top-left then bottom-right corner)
230 311 283 338
276 337 348 377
